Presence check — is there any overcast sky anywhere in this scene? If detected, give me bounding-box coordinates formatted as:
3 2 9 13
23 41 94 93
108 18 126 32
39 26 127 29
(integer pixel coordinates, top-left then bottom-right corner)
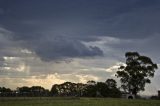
0 0 160 95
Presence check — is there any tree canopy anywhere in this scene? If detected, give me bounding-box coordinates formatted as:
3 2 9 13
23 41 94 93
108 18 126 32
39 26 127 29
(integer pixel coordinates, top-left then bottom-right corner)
116 52 158 95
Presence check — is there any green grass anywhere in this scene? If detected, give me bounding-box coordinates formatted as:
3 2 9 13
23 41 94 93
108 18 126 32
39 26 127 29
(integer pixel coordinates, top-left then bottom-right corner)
0 97 160 106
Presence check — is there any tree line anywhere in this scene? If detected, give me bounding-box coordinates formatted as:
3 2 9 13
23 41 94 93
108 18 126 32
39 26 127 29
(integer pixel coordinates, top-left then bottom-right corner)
0 79 121 97
0 86 49 97
51 79 121 97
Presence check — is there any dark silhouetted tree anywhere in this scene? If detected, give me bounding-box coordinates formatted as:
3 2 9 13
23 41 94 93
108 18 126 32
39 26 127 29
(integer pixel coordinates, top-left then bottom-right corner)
30 86 45 96
105 79 117 89
96 82 109 97
116 52 158 96
51 82 86 97
51 84 59 96
17 86 47 97
0 87 12 96
17 86 30 96
83 83 97 97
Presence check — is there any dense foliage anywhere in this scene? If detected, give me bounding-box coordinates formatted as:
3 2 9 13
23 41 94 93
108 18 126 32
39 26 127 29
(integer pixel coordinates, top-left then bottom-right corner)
116 52 158 95
50 79 121 98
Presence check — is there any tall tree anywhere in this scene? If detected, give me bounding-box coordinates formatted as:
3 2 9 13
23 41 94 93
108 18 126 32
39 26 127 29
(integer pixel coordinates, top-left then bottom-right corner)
116 52 158 96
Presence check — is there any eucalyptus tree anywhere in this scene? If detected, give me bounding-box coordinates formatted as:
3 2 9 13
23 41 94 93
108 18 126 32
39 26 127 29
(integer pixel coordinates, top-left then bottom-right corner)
116 52 158 95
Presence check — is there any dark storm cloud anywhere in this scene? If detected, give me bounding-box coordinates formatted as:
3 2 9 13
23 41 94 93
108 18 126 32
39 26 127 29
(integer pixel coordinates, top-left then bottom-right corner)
1 0 160 37
0 8 4 15
27 35 103 61
0 0 160 61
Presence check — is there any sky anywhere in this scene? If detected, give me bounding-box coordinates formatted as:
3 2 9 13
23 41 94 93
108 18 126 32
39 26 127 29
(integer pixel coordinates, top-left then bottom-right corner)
0 0 160 95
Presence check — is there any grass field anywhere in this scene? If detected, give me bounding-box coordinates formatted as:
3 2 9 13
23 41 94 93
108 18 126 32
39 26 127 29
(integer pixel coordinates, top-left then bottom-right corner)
0 97 160 106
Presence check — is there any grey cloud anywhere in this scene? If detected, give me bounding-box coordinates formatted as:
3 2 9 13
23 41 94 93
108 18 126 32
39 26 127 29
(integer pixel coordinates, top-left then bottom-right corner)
0 26 103 62
1 0 160 39
0 8 4 15
102 35 160 62
34 36 103 61
7 31 103 61
1 0 160 43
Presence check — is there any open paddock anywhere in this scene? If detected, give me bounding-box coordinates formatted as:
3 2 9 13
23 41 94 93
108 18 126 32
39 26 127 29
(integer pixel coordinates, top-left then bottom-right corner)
0 97 160 106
